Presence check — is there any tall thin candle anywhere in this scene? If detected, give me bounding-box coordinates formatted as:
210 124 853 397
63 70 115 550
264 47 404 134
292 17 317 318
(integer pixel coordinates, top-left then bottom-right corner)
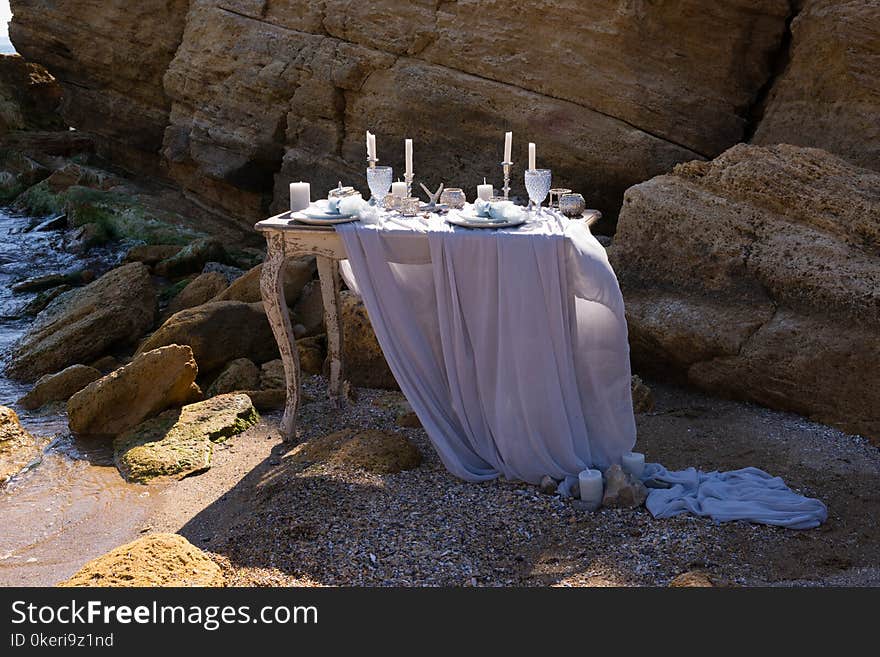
528 142 536 170
405 139 413 176
504 131 512 162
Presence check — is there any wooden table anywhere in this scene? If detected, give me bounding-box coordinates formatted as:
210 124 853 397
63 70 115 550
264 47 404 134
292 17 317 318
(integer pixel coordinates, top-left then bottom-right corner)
256 208 601 442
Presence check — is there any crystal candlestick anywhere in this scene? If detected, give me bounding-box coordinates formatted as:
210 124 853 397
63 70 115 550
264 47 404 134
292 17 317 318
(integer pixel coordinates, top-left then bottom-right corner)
367 156 378 169
404 172 414 199
500 161 513 200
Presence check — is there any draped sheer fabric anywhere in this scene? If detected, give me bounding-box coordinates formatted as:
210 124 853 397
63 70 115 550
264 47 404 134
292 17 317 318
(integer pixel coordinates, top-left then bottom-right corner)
337 214 636 483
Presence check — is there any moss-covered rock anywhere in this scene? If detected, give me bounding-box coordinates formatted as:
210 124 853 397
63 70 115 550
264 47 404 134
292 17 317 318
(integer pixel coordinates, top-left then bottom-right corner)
114 393 259 482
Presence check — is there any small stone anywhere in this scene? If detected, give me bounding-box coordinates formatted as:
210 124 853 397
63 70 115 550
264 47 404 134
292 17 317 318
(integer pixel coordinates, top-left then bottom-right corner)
539 475 558 495
601 464 648 509
668 571 716 587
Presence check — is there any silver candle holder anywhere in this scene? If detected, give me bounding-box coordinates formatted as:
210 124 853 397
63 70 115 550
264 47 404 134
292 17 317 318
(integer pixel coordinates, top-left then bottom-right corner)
367 156 378 169
404 172 414 199
500 161 513 199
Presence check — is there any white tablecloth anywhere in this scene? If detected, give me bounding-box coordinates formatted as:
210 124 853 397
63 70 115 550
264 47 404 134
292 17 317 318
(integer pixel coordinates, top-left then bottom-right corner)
337 210 636 484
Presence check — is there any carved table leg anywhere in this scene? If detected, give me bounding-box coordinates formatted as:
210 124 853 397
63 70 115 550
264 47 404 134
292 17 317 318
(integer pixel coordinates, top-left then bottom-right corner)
260 232 301 442
316 255 346 407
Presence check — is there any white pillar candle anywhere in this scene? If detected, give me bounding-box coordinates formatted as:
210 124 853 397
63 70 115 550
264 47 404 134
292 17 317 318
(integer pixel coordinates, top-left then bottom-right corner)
477 183 493 201
621 452 645 479
578 469 603 511
528 142 536 170
503 131 512 162
289 181 310 212
405 138 413 176
391 180 407 197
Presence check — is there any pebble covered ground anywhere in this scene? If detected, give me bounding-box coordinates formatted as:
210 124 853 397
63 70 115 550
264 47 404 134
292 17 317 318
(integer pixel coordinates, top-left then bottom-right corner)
162 375 880 587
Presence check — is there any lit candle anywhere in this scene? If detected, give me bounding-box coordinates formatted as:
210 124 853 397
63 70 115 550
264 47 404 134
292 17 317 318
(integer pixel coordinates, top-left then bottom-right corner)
391 180 407 197
503 131 512 163
528 142 536 170
289 181 310 212
578 469 603 511
477 177 493 201
405 138 413 177
621 452 645 479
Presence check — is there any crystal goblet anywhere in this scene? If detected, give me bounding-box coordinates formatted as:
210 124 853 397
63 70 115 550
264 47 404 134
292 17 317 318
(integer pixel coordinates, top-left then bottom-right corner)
524 169 552 214
367 166 393 208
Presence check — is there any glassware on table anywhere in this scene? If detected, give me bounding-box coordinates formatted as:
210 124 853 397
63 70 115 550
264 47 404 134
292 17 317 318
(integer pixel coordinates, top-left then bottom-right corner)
524 169 552 214
559 193 586 218
384 193 401 211
399 196 420 217
548 188 572 209
367 166 393 208
439 187 466 209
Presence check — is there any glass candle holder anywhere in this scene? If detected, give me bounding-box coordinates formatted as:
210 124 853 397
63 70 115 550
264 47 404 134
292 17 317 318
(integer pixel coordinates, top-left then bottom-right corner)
383 193 400 211
548 188 572 209
399 196 420 217
559 193 586 218
439 187 466 209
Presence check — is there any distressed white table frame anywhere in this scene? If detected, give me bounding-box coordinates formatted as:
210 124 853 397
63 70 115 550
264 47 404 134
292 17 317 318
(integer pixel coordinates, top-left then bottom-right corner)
256 208 601 442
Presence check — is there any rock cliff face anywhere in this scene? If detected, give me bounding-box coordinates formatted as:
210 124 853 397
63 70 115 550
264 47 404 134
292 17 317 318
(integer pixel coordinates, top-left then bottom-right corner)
610 144 880 441
753 0 880 172
11 0 800 226
9 0 190 174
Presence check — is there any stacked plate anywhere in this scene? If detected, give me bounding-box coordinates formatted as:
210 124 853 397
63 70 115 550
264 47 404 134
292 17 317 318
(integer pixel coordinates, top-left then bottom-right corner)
293 199 359 225
445 204 526 229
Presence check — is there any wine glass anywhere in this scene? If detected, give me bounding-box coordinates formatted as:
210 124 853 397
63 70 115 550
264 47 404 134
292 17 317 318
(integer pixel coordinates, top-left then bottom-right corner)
525 169 552 214
367 166 393 208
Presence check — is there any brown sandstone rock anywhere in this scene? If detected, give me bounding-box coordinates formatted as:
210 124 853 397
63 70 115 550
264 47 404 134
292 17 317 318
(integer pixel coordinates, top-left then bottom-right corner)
67 345 200 438
0 53 63 134
631 376 655 414
212 259 315 306
137 301 279 374
5 262 157 381
611 144 880 442
753 1 880 172
154 237 226 278
124 244 183 267
290 428 421 475
0 406 40 483
240 389 286 412
206 358 260 396
166 271 228 315
340 290 397 390
292 279 324 336
668 571 716 588
57 533 225 587
259 359 285 391
297 336 325 376
17 364 102 410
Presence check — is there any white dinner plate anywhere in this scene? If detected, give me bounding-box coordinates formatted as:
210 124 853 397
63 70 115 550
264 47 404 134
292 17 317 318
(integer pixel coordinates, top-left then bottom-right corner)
296 199 359 224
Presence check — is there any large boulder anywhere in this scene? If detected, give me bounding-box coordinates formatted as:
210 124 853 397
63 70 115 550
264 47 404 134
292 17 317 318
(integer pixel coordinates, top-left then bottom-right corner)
136 300 279 374
166 271 228 315
17 364 102 410
124 244 183 267
5 262 157 381
0 406 40 483
212 259 315 305
753 1 880 172
340 290 397 389
57 533 225 587
0 54 63 134
610 144 880 442
67 345 200 438
114 393 259 482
